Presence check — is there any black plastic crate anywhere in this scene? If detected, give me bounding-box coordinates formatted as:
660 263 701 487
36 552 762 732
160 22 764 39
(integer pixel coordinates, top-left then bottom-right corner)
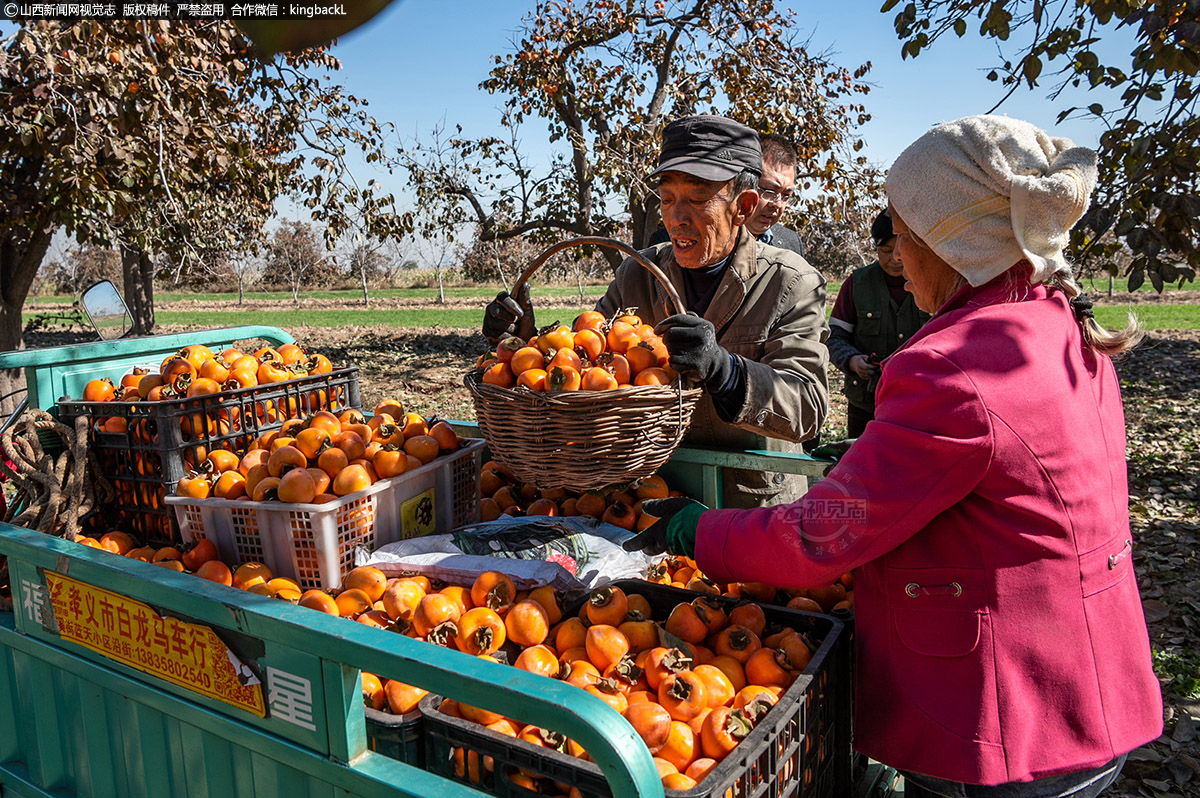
422 579 845 798
636 570 860 795
830 605 861 793
365 706 423 767
56 367 360 541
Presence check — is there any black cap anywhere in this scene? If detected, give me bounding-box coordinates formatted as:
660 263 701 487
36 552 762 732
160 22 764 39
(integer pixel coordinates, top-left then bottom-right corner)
871 209 894 247
648 115 762 183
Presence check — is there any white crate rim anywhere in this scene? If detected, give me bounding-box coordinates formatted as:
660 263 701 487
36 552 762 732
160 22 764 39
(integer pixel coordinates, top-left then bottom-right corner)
165 439 485 513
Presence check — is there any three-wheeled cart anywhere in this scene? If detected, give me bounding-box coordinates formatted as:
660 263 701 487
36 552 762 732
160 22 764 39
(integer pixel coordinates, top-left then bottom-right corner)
0 327 900 798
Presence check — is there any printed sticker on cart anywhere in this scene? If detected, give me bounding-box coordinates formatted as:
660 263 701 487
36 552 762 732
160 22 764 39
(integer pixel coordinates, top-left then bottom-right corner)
41 572 267 717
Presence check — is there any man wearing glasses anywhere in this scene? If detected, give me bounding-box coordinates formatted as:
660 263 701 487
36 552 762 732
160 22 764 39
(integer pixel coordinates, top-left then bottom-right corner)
483 115 829 508
646 133 804 255
743 133 805 257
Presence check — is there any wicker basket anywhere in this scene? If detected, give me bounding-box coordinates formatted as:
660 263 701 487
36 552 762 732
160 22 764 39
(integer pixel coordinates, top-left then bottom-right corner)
467 236 703 490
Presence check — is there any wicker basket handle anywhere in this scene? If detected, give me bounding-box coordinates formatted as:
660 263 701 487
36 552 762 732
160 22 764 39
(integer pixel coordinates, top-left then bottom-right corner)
511 236 687 316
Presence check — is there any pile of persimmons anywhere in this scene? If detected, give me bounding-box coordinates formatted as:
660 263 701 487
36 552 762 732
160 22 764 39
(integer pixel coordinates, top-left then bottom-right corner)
294 565 819 794
74 533 823 793
73 533 366 607
479 461 678 532
78 341 342 436
172 402 465 504
647 556 855 615
71 532 305 594
478 310 678 392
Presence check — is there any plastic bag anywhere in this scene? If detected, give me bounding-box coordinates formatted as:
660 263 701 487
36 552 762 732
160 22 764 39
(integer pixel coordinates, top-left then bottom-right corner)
360 515 657 603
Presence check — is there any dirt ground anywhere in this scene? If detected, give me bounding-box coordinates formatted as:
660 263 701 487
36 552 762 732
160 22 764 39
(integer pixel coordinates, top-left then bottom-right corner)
16 316 1200 795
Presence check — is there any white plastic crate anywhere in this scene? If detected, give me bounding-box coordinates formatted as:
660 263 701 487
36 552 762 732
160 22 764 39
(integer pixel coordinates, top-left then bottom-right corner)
166 439 484 590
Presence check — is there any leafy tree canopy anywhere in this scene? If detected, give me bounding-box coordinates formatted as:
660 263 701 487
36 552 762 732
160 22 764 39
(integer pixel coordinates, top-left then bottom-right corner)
0 20 410 352
401 0 878 266
883 0 1199 291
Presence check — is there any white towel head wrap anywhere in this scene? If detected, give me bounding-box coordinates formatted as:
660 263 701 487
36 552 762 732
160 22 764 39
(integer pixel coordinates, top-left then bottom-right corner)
886 115 1098 286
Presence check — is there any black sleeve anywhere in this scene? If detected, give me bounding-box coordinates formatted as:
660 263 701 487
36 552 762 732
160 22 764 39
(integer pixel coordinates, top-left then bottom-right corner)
826 325 863 375
710 353 749 423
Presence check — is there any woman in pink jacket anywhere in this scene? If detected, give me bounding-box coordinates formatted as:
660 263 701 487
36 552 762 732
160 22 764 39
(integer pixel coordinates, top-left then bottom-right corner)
626 115 1163 797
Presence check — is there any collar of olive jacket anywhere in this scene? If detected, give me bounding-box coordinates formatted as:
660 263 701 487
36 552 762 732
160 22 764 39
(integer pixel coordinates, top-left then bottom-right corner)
652 228 759 333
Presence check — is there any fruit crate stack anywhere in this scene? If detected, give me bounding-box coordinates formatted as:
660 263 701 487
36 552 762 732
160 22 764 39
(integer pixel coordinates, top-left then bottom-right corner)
167 439 485 590
57 367 361 541
642 556 860 793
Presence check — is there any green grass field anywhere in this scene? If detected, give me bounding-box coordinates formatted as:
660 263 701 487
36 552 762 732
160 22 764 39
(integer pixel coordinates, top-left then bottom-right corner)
27 284 610 304
21 278 1200 332
1092 304 1200 330
155 307 594 329
22 299 1200 331
21 307 592 330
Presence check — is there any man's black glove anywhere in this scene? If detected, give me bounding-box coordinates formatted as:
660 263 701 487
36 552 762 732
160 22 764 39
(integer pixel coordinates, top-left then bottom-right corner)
482 284 536 344
654 313 732 390
621 497 707 558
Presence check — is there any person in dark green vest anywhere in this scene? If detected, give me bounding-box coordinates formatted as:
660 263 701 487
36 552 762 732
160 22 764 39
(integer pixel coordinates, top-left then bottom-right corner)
827 210 931 438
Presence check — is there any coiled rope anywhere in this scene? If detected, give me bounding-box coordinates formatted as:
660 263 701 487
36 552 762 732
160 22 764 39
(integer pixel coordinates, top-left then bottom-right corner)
0 408 113 540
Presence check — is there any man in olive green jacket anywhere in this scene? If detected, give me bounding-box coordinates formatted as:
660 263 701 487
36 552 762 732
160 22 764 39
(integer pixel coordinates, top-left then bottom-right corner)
593 236 828 507
827 210 930 438
484 115 829 508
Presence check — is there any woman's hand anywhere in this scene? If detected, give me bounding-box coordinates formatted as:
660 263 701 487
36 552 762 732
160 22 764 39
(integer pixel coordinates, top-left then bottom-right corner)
809 438 857 467
621 497 707 558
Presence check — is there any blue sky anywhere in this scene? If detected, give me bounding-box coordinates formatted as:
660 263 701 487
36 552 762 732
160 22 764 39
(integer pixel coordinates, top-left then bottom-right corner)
318 0 1133 222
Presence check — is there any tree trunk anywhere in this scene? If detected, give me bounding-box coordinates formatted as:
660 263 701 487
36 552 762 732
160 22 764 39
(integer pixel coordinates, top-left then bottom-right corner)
0 224 55 417
360 265 370 308
0 300 27 421
120 246 156 335
238 272 245 305
436 264 445 304
599 247 622 271
292 279 300 307
631 192 661 249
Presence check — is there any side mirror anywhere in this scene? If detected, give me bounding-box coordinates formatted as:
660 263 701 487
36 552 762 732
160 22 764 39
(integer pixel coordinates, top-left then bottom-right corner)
80 280 133 340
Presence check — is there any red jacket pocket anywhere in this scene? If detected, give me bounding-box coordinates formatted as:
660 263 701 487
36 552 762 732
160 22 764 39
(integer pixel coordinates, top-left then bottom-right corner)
895 606 983 657
893 605 1000 743
1079 534 1133 598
